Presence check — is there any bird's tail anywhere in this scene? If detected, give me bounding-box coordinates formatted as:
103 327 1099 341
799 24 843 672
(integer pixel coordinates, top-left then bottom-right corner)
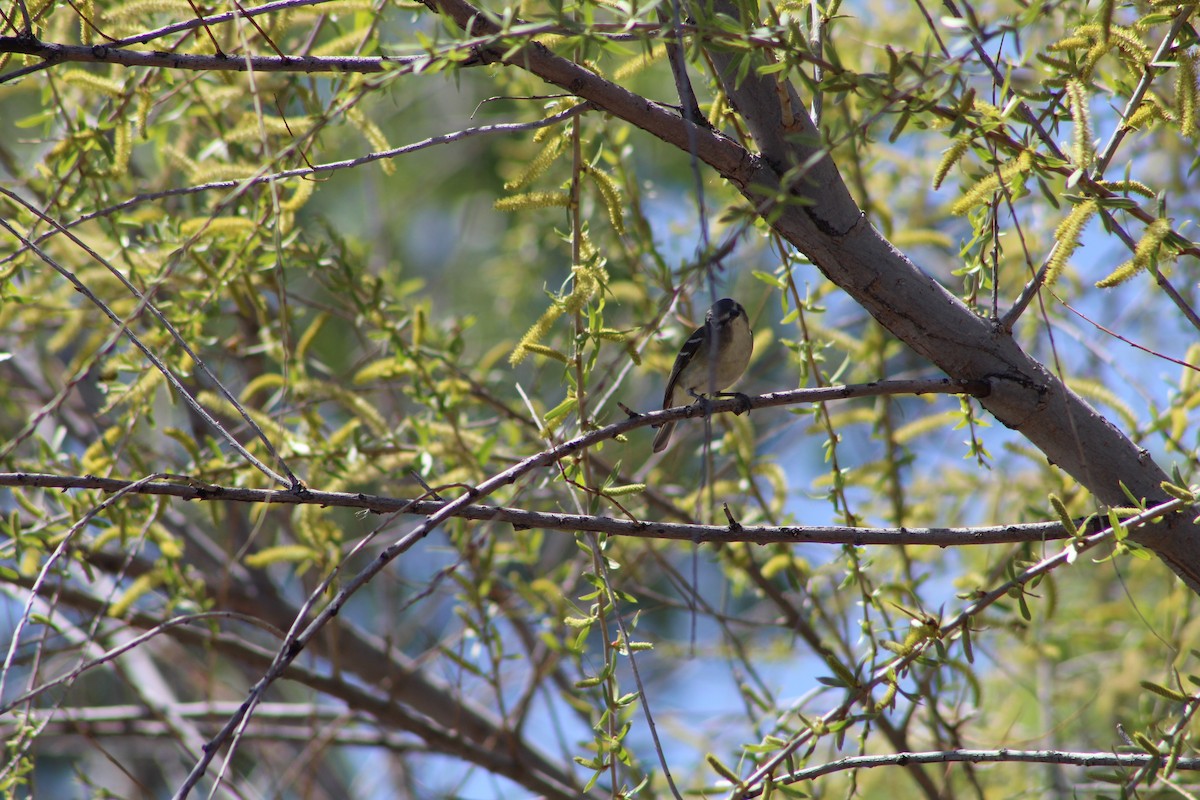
651 420 676 453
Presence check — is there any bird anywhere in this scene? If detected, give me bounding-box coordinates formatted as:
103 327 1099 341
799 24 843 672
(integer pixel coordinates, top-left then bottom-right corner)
652 297 753 453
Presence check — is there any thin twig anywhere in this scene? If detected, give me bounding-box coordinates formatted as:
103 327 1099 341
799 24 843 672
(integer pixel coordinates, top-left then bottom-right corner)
13 0 32 34
183 0 225 54
0 466 1081 546
1094 9 1194 175
658 3 705 127
0 38 423 83
1054 293 1200 373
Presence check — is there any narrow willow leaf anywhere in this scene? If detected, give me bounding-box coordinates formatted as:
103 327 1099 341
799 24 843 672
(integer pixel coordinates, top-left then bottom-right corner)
705 754 742 783
244 545 320 568
1139 680 1190 702
109 573 162 618
1160 481 1196 503
542 394 577 424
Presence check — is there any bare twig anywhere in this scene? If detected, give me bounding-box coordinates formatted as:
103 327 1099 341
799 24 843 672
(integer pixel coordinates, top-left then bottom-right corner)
1055 293 1200 373
1 702 425 749
1094 9 1195 175
0 468 1078 546
777 748 1200 785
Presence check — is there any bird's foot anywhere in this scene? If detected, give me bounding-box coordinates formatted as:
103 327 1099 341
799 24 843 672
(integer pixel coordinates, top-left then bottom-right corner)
684 390 715 419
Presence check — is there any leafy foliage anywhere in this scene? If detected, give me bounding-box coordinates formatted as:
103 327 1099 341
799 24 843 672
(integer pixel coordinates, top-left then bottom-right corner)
2 0 1200 797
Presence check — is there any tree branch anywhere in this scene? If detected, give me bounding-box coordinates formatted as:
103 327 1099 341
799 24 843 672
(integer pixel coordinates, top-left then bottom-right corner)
778 748 1200 785
4 702 427 749
0 470 1079 546
0 34 424 83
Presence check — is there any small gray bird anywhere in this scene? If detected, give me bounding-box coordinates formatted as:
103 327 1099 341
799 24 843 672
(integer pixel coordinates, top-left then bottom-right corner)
652 298 753 453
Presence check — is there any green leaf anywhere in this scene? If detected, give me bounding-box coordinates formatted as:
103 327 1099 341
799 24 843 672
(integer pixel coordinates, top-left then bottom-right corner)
1140 680 1190 702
